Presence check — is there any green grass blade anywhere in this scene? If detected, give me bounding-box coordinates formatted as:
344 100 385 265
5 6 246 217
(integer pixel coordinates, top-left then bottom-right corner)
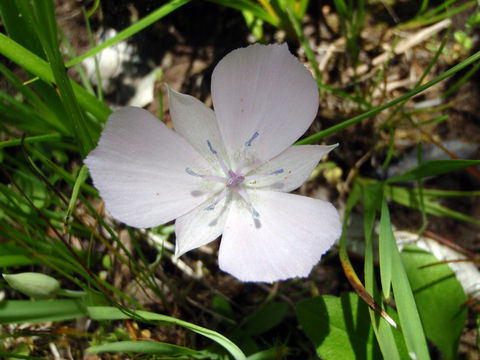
378 197 393 301
0 32 111 122
58 27 95 96
30 0 95 156
296 49 480 144
207 0 280 27
87 341 209 357
0 0 44 57
0 134 61 150
361 181 406 359
380 200 430 360
0 299 87 324
0 255 38 267
386 159 480 183
0 63 67 133
66 0 191 68
66 165 89 225
386 185 480 226
88 306 247 360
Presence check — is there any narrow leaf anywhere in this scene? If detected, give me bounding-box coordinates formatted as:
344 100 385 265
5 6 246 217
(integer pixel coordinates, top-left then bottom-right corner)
401 245 467 360
386 160 480 183
380 200 430 360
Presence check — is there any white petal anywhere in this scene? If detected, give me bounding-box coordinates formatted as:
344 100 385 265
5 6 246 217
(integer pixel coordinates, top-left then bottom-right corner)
85 107 215 228
211 43 319 169
219 191 341 282
168 87 229 171
175 192 230 257
246 144 338 192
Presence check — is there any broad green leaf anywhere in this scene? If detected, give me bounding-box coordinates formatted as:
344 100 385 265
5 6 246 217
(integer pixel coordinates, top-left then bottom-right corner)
296 292 381 359
212 295 236 321
243 302 289 336
401 245 467 360
246 346 288 360
3 273 60 299
386 160 480 183
380 201 430 360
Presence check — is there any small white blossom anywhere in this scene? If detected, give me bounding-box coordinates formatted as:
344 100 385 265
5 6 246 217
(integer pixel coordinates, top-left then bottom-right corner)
85 43 342 282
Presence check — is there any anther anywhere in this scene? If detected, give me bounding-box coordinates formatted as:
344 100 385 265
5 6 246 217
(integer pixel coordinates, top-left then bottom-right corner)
206 139 230 176
185 167 200 176
236 186 260 219
245 132 259 147
185 167 227 183
245 168 284 182
207 140 217 154
236 132 260 172
204 188 228 212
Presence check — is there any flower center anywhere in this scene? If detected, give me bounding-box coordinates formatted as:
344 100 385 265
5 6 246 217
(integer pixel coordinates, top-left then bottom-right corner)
185 132 282 219
227 170 244 188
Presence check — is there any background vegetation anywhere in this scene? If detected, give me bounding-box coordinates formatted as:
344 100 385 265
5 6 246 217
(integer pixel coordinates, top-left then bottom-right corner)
1 0 480 359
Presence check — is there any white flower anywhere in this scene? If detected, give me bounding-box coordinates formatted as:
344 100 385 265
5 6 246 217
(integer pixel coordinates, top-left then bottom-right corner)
85 43 342 282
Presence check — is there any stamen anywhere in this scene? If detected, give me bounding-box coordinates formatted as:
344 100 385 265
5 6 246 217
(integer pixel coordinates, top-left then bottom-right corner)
236 132 260 172
236 186 260 219
185 167 201 177
204 188 227 211
269 169 284 175
207 140 217 154
244 132 259 147
207 140 229 176
185 167 227 183
245 168 284 182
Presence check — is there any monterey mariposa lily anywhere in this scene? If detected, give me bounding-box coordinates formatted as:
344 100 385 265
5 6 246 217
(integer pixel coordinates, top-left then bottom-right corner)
85 43 341 282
